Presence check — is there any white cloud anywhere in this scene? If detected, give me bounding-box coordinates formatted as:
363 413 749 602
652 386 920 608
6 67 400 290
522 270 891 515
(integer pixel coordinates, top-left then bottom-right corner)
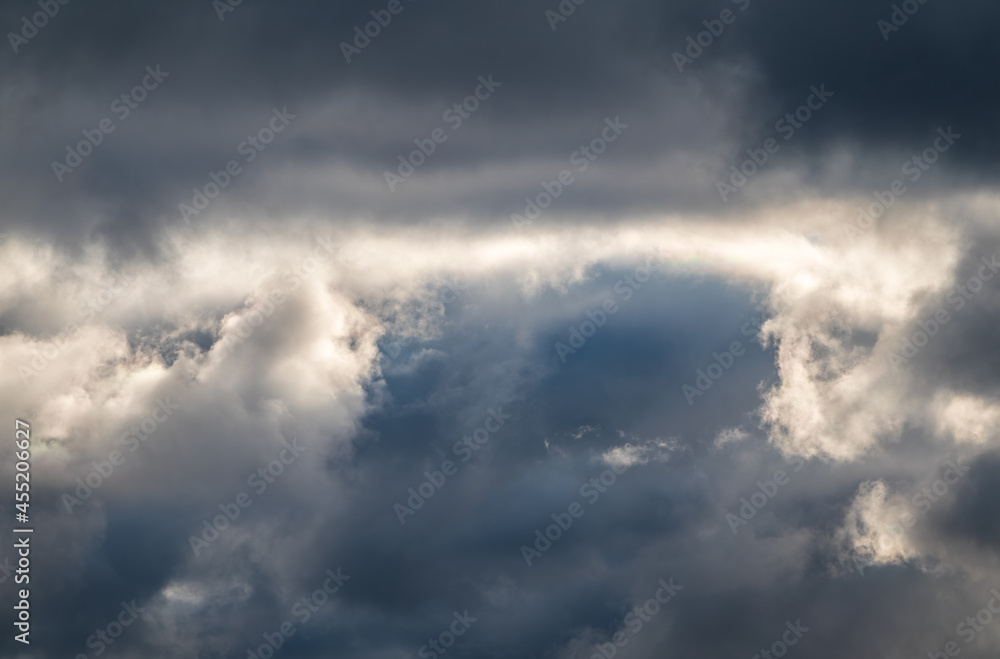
3 193 998 482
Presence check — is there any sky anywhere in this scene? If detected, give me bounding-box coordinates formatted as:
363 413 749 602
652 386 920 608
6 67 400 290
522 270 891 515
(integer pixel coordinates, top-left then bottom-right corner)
2 0 1000 657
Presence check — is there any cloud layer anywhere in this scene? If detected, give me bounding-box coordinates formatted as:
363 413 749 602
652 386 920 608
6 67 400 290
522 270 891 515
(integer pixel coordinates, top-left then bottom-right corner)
2 1 1000 658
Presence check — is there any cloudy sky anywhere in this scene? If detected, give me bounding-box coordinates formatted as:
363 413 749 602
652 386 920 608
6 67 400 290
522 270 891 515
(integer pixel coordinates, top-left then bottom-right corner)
2 0 1000 657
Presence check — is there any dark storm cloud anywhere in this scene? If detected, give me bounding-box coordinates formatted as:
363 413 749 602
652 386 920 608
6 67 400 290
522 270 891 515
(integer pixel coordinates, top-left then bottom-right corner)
3 247 1000 659
0 271 777 658
1 0 996 248
3 2 1000 658
904 231 1000 401
678 0 1000 165
923 449 1000 552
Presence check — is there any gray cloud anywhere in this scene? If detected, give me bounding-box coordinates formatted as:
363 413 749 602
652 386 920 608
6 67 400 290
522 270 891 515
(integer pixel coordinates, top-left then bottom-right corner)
2 2 999 658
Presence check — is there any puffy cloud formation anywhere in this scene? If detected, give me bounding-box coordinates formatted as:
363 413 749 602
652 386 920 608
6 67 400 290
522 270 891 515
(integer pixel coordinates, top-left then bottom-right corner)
2 1 1000 657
